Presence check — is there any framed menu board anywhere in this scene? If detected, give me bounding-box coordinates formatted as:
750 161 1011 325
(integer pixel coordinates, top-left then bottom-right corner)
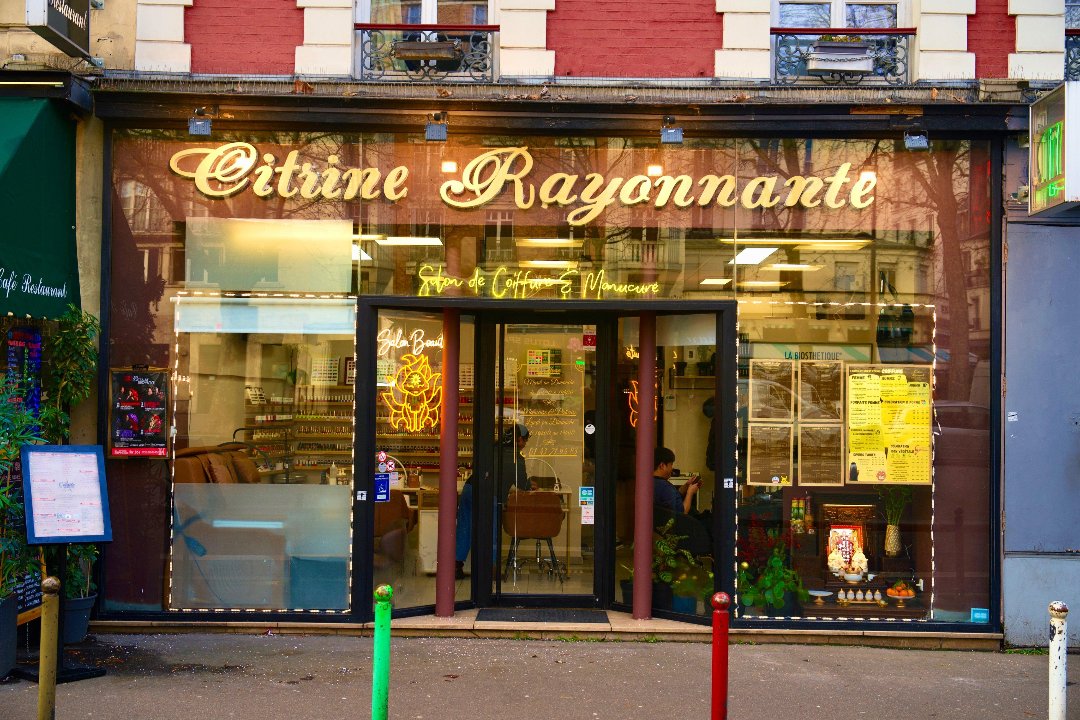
109 368 169 458
21 445 112 544
799 359 843 423
845 364 932 485
798 424 845 486
749 359 795 422
746 423 793 487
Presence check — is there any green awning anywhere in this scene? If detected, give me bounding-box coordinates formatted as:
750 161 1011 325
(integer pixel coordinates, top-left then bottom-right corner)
0 97 79 319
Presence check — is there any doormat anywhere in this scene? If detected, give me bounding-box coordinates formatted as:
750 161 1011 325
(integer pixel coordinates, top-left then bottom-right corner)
476 608 609 624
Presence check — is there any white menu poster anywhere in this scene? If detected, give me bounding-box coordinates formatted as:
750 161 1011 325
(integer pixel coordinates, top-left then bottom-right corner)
22 446 112 544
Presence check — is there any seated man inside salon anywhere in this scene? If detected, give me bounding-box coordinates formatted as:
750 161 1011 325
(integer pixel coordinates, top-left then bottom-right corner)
652 446 712 554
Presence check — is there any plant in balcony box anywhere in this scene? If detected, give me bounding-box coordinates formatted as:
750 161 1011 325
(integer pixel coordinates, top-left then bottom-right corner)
808 33 874 75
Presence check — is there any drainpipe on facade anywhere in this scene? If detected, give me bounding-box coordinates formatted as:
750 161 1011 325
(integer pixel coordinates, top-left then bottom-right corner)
633 312 657 619
436 308 461 616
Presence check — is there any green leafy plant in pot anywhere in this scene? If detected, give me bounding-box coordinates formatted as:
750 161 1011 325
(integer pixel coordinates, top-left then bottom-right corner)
737 533 808 615
41 305 102 642
0 380 53 675
878 485 912 558
622 519 712 612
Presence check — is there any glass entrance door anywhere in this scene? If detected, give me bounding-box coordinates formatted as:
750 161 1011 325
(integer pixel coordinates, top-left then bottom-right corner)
489 321 599 602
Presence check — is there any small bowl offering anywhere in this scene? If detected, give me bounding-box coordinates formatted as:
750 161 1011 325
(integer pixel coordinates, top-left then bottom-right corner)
843 572 864 584
807 590 833 605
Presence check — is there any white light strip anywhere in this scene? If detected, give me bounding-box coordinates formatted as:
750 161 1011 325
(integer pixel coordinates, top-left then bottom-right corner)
375 236 443 246
211 520 286 530
729 247 777 265
736 280 787 288
699 278 732 286
516 238 584 248
765 263 822 272
720 237 869 247
519 259 578 269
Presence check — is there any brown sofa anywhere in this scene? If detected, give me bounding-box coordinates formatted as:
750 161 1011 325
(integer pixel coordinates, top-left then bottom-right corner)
174 442 262 484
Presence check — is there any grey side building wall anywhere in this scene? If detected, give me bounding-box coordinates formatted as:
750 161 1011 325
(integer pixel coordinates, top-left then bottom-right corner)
1003 143 1080 645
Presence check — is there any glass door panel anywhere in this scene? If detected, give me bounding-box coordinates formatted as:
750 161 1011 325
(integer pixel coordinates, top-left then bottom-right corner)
371 308 475 609
614 313 719 617
492 322 596 599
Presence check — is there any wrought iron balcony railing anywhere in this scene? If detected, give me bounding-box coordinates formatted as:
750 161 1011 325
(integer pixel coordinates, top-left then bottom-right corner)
772 27 915 85
356 24 497 82
1067 30 1080 81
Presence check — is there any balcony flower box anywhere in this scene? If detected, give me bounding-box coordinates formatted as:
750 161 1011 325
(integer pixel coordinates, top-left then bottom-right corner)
392 39 462 62
807 39 873 75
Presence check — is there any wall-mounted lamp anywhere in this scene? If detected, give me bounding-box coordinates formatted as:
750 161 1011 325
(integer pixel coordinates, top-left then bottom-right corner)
903 126 929 151
188 106 213 136
660 115 683 145
426 112 448 142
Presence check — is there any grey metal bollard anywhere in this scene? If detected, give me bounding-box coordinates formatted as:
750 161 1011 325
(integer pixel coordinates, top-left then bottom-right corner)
1048 600 1068 720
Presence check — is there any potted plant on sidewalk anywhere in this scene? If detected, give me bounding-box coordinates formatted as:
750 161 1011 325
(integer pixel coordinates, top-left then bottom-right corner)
622 518 712 613
0 381 50 676
40 305 102 643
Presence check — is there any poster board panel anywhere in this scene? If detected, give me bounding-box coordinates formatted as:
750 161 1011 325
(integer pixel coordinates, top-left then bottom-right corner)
749 359 795 422
798 424 845 486
845 364 932 485
109 368 170 458
798 359 843 423
21 445 113 544
746 423 793 487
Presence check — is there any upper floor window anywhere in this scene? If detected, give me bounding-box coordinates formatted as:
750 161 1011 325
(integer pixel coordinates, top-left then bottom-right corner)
775 1 901 28
363 0 488 25
1068 0 1080 29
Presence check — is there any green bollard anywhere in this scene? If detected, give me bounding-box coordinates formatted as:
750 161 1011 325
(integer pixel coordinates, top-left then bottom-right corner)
372 584 394 720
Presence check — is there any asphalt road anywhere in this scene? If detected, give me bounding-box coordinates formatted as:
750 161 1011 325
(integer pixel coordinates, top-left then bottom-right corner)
1 633 1076 720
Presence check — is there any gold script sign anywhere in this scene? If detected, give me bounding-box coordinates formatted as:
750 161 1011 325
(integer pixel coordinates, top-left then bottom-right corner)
169 144 875 226
417 264 660 300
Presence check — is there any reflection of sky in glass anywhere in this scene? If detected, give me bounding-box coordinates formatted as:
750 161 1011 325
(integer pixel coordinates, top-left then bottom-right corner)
779 3 830 27
846 4 897 28
778 2 899 28
1068 3 1080 30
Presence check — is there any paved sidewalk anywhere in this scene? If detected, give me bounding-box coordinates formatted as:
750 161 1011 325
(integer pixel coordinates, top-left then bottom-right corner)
1 632 1076 720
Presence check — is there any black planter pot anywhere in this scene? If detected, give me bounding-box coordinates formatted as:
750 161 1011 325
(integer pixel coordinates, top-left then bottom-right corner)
63 594 96 645
0 594 16 679
651 582 673 611
620 579 634 605
765 591 799 617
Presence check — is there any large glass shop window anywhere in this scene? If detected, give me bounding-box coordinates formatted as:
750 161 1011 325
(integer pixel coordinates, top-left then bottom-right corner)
169 298 355 611
105 130 991 624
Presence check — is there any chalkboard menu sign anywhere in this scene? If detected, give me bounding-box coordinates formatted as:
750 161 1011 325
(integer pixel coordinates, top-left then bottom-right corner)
14 569 43 624
109 368 169 458
21 445 112 544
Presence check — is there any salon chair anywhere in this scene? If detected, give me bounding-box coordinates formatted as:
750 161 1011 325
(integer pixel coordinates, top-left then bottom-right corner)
502 491 566 582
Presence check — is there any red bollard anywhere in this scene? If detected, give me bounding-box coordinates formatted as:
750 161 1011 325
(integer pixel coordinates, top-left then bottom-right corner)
710 592 731 720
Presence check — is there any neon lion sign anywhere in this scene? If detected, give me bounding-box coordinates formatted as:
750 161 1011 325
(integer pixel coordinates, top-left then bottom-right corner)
380 353 442 432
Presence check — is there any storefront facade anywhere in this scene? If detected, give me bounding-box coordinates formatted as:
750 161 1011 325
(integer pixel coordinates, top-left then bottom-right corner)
95 94 1001 633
